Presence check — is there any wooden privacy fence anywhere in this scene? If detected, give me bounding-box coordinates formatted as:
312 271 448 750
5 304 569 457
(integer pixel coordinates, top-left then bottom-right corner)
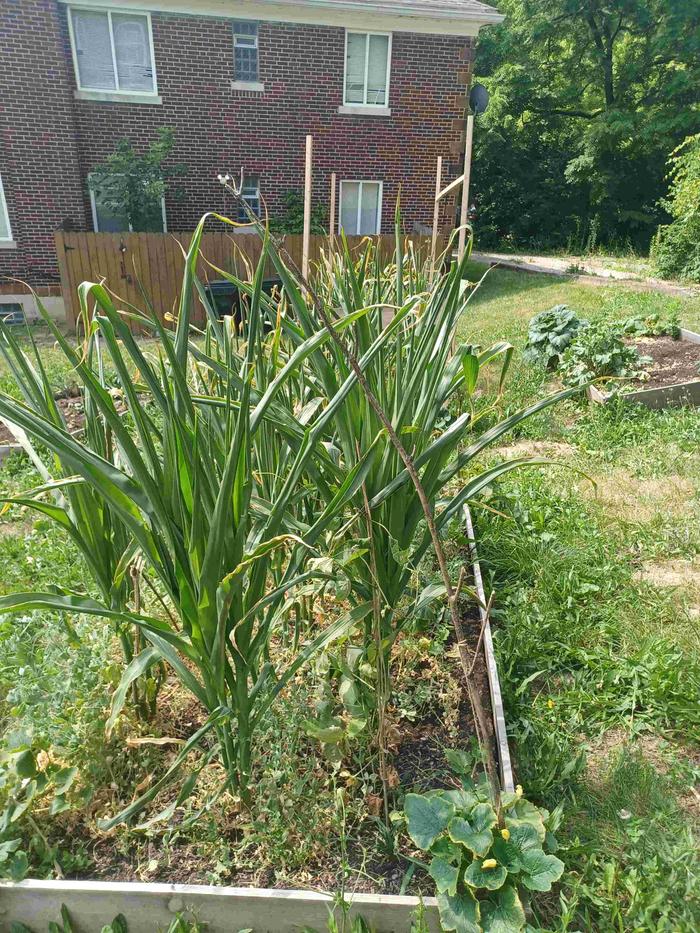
55 231 440 330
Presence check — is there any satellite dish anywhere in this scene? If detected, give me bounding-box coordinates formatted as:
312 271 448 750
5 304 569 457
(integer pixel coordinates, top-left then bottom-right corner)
469 83 490 116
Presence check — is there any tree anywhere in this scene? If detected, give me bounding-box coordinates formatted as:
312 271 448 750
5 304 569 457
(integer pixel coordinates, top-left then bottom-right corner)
89 127 186 232
651 134 700 281
472 0 700 252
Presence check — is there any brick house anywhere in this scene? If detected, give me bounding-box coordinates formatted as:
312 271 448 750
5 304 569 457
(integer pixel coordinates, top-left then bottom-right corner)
0 0 501 314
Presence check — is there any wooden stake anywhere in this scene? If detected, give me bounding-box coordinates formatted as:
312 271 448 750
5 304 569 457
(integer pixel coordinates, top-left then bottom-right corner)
430 155 443 279
329 171 336 243
458 114 475 263
302 134 313 281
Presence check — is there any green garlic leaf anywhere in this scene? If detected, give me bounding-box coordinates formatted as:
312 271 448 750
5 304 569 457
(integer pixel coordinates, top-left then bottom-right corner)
404 793 455 850
436 890 481 933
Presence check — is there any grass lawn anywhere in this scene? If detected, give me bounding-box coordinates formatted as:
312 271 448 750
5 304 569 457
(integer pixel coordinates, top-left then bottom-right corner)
460 264 700 930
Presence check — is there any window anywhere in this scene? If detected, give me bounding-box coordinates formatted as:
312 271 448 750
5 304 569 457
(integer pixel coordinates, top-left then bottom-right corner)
89 177 166 233
233 21 259 83
68 7 157 94
0 174 12 242
339 181 382 235
237 175 261 222
344 32 391 106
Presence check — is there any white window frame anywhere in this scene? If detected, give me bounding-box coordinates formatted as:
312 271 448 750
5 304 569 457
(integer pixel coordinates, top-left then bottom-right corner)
0 174 13 243
343 30 392 108
338 180 383 236
67 5 159 97
89 175 167 233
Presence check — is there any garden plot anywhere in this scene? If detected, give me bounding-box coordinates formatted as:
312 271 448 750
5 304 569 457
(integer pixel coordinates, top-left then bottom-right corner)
589 328 700 408
0 228 570 933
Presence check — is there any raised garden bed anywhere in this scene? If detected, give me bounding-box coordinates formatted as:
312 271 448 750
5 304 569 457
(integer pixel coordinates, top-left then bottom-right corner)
589 328 700 408
0 510 514 932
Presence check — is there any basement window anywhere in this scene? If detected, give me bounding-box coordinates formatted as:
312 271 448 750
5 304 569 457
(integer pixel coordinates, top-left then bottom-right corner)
237 175 261 222
339 180 383 235
68 7 158 96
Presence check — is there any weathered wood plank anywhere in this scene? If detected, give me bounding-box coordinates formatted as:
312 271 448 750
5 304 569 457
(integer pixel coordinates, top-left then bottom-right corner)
0 880 440 932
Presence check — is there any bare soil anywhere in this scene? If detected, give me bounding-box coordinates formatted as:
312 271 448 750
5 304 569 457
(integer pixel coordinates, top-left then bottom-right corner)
630 336 700 390
48 596 494 895
0 396 85 445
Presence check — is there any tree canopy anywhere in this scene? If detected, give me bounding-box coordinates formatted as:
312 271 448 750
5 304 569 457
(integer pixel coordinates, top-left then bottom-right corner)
472 0 700 252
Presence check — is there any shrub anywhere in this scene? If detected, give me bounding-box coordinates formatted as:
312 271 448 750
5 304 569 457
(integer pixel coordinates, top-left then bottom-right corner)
651 134 700 283
523 306 585 370
559 320 642 388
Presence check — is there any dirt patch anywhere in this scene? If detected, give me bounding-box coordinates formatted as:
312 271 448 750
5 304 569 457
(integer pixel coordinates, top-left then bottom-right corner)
634 558 700 592
494 439 575 460
586 729 672 783
583 469 696 522
0 397 85 445
629 336 700 391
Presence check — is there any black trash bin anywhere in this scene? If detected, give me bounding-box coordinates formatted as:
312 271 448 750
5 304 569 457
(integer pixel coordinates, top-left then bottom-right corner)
204 279 281 325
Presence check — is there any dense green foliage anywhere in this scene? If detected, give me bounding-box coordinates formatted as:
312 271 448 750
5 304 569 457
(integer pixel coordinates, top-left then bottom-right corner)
473 0 700 253
522 305 583 369
89 127 185 232
652 134 700 282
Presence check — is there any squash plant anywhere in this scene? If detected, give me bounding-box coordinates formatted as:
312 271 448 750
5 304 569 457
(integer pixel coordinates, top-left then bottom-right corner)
404 753 564 932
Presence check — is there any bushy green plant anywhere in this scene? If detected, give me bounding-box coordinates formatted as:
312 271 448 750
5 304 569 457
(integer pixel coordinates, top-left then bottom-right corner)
559 321 642 388
620 310 681 339
523 306 585 369
403 751 564 932
652 134 700 283
89 127 185 233
269 190 326 235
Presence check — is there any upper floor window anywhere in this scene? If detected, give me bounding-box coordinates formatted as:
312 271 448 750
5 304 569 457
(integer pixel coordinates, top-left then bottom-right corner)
68 7 157 94
233 21 259 83
344 31 391 107
0 174 12 242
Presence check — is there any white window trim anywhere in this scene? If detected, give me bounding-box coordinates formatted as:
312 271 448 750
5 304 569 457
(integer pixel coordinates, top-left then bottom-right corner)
89 178 167 233
0 174 13 244
342 30 392 109
67 5 159 98
339 180 383 236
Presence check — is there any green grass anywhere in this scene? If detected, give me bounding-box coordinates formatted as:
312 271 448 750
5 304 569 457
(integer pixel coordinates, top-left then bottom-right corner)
459 266 700 930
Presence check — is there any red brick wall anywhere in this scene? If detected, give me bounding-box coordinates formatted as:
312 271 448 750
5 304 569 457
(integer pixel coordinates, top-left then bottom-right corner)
0 0 88 286
2 1 473 285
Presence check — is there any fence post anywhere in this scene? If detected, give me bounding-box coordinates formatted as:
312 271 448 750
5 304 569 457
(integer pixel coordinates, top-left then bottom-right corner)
430 156 443 279
302 134 313 281
329 171 336 245
457 114 475 263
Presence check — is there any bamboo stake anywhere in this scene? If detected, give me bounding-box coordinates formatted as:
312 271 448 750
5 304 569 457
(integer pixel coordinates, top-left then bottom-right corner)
430 156 443 279
458 114 475 262
302 134 313 281
329 171 336 244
